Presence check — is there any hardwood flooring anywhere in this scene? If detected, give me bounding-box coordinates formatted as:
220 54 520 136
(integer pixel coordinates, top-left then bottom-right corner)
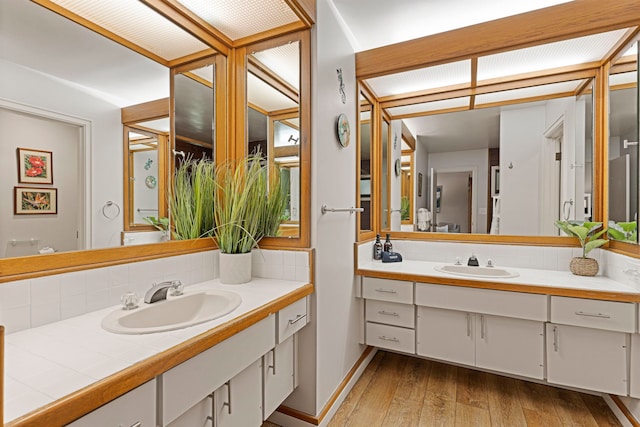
328 351 622 427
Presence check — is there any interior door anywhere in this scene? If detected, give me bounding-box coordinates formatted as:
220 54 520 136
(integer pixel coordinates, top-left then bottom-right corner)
429 168 437 231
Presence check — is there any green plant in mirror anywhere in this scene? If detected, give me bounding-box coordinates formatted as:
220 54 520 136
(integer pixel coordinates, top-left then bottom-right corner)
143 216 170 232
401 196 410 221
607 221 637 243
554 220 608 258
170 157 215 240
213 157 286 254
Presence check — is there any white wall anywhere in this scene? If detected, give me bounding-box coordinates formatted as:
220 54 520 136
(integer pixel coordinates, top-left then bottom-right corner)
390 120 403 230
283 0 364 417
132 150 159 224
0 109 80 257
428 149 488 233
499 106 545 235
436 171 471 232
0 60 123 248
415 136 429 212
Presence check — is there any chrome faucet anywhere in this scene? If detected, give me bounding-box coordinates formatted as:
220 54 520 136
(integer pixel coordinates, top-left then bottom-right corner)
144 280 183 304
467 254 480 267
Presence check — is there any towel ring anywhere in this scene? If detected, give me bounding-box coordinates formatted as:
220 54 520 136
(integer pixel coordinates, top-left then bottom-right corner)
102 201 121 220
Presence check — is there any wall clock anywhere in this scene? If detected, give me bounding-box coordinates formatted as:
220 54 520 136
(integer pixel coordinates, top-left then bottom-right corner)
394 158 401 176
336 113 350 147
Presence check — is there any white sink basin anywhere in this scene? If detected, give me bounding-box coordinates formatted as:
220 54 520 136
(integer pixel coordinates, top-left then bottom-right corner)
435 264 519 279
102 290 242 334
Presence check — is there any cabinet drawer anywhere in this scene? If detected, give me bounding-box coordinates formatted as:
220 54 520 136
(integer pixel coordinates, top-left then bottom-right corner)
415 283 547 321
366 322 415 353
68 379 156 427
366 299 415 328
551 296 636 332
363 277 413 304
278 296 308 344
162 316 275 425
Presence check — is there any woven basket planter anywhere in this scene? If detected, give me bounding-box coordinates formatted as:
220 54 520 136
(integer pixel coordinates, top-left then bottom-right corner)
569 257 599 276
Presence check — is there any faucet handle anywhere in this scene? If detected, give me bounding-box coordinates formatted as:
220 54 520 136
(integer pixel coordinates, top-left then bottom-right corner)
170 280 184 296
121 292 139 310
486 259 494 267
454 257 462 265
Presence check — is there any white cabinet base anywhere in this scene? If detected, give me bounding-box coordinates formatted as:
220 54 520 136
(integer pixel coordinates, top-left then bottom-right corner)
417 306 475 366
263 335 295 419
215 358 263 427
546 323 628 395
630 333 640 398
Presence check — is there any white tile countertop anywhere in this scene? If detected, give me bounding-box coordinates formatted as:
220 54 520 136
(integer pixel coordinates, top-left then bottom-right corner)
358 260 640 299
4 278 311 424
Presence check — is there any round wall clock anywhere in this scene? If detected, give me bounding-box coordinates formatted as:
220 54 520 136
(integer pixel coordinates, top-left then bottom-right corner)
145 175 157 189
336 113 350 147
394 158 401 176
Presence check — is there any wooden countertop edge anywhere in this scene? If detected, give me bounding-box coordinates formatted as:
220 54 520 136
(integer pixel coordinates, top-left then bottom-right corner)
356 269 640 302
5 283 314 427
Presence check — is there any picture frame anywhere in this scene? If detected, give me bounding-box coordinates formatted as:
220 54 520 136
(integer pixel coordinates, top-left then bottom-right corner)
418 172 423 197
17 148 53 185
14 187 58 215
436 185 442 213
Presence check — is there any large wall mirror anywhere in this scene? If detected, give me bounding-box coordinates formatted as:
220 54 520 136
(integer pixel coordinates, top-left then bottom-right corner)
358 89 374 235
244 31 310 247
608 41 639 244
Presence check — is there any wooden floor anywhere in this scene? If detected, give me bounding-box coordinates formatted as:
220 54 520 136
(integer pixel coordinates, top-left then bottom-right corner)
328 351 622 427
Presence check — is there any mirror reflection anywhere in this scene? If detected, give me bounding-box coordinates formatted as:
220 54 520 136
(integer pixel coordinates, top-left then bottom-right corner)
608 43 639 242
383 90 595 236
359 91 373 232
247 40 300 238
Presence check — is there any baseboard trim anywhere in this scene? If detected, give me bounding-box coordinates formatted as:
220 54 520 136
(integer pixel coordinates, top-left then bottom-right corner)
608 395 640 427
275 346 377 426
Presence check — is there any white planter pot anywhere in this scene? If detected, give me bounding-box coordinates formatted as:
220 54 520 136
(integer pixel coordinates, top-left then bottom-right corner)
219 252 252 284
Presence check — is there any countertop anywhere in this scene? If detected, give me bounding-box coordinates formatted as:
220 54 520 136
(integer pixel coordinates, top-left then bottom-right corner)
4 278 312 426
357 260 640 302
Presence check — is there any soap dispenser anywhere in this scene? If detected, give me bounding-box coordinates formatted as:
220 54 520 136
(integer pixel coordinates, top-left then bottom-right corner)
383 233 393 253
373 234 383 260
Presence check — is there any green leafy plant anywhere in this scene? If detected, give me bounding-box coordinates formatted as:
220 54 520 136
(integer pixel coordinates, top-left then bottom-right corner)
169 157 215 240
608 221 637 243
143 216 170 232
554 220 608 258
212 157 287 254
400 196 410 220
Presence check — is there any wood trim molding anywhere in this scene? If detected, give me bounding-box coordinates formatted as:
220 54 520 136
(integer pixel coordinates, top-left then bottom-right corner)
400 121 415 150
610 395 640 427
356 0 640 80
121 98 170 125
357 269 640 302
283 0 316 27
603 26 640 66
248 57 299 103
593 64 610 223
5 284 314 427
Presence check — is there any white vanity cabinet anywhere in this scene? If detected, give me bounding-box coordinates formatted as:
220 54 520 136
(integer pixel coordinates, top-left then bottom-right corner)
546 296 635 396
416 307 545 379
214 359 263 427
363 277 416 353
263 335 296 418
67 379 156 427
546 323 628 395
631 333 640 398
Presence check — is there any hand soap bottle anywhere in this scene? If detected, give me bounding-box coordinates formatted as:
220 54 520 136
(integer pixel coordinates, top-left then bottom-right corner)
383 233 393 252
373 234 383 260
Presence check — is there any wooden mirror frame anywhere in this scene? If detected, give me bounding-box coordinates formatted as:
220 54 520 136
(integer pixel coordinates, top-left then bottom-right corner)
356 1 640 256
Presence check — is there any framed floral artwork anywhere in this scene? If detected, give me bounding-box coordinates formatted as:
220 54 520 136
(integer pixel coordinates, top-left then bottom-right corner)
14 187 58 215
17 148 53 184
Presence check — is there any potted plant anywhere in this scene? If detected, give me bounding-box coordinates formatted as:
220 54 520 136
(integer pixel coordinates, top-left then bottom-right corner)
554 220 608 276
212 156 286 284
608 221 637 243
143 216 170 241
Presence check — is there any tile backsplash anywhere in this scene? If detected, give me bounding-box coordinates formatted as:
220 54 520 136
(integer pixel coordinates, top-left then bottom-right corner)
0 248 312 334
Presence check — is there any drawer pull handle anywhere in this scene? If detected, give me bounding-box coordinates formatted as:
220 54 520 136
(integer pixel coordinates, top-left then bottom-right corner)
268 348 276 375
553 326 559 352
480 314 486 340
289 314 307 325
575 311 611 319
129 423 142 427
223 381 232 414
379 335 400 342
466 313 471 337
378 310 399 317
375 288 398 294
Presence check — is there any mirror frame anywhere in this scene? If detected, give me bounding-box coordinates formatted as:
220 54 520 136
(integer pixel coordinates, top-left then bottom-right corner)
237 30 311 249
355 2 640 252
358 84 377 241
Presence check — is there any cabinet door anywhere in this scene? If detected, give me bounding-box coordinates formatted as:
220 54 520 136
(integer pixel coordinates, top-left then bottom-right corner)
546 323 628 395
631 333 640 398
416 306 475 366
475 314 544 379
214 359 263 427
166 397 212 427
263 335 295 419
67 380 156 427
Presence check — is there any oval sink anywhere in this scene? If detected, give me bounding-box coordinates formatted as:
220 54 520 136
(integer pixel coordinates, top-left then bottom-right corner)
102 290 242 334
435 264 519 279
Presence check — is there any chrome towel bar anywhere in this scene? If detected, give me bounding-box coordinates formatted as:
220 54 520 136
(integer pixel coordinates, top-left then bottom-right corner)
321 205 364 214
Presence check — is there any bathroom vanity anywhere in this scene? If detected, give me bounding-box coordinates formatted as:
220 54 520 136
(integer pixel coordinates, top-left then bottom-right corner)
4 278 312 426
357 259 640 398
